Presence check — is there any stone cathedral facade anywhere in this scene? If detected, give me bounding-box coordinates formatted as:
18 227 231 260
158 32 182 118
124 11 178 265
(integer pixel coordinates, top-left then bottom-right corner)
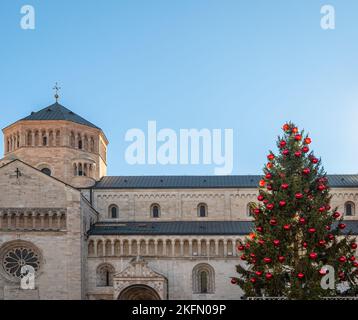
0 101 357 300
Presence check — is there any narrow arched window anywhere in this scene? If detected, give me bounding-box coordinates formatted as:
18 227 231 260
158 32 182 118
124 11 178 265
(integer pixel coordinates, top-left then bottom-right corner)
151 204 160 218
192 263 215 294
345 201 355 216
247 202 255 217
197 203 207 217
200 271 208 293
41 168 51 176
96 264 115 287
109 205 118 219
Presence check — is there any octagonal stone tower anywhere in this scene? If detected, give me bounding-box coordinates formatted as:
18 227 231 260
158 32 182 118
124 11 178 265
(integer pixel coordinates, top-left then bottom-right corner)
2 101 108 188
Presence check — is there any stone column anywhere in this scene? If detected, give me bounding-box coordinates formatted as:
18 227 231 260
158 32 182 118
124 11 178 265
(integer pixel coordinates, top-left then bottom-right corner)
224 240 228 257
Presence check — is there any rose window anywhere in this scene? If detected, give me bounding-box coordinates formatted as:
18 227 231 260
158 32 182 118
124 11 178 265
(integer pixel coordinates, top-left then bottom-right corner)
2 246 41 279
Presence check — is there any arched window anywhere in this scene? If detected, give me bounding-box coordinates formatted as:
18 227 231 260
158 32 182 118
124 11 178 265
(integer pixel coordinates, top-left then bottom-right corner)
96 264 115 287
151 204 160 218
247 202 255 217
41 168 51 176
197 203 207 217
77 134 82 149
70 132 75 147
200 271 208 293
27 131 32 146
109 205 118 219
192 263 215 294
345 201 355 216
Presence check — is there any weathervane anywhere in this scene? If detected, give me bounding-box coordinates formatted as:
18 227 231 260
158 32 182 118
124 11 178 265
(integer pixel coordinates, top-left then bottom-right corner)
53 82 61 102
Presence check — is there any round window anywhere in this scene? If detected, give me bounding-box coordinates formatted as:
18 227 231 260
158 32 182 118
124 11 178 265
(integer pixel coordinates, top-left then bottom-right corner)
0 242 42 281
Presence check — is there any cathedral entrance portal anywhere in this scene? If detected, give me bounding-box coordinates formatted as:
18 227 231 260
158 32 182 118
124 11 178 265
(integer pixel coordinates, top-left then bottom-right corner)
118 284 161 300
113 257 168 300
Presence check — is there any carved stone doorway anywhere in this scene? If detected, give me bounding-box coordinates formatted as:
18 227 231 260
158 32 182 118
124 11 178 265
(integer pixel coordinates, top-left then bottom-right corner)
118 284 161 300
113 257 167 300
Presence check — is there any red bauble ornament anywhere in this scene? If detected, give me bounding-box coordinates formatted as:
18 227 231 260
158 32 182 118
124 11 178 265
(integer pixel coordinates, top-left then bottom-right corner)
246 243 250 248
333 212 340 219
250 253 256 258
257 195 264 201
302 146 309 153
338 256 347 263
283 149 289 156
263 257 272 264
297 273 305 279
349 256 356 262
265 173 272 179
325 225 331 231
267 154 275 161
278 256 285 263
318 240 326 246
281 183 289 190
305 137 312 144
317 185 326 191
299 217 306 225
303 242 308 248
266 203 274 210
254 208 261 215
240 254 247 261
250 277 257 284
267 184 273 190
237 245 245 251
258 239 265 245
263 199 269 204
294 134 302 141
283 124 290 131
351 243 357 250
279 200 286 207
309 252 318 260
353 262 358 268
319 268 328 276
255 271 263 276
302 168 310 175
231 278 237 284
312 157 318 164
308 228 316 233
269 219 277 226
338 272 345 279
257 226 263 233
294 151 302 157
283 224 291 231
265 273 273 280
259 179 266 187
295 193 303 199
327 234 334 241
338 223 346 230
319 206 326 213
279 140 287 148
266 162 273 169
273 240 280 246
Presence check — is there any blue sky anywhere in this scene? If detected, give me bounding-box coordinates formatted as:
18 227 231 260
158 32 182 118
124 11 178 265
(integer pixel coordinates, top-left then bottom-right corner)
0 0 357 176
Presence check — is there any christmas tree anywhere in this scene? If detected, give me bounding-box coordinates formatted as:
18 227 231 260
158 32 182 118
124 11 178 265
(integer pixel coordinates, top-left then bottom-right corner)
231 122 358 299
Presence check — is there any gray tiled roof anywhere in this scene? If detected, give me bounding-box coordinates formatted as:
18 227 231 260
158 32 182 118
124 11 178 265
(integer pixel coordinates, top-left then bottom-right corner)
20 102 100 129
94 175 358 189
87 220 358 236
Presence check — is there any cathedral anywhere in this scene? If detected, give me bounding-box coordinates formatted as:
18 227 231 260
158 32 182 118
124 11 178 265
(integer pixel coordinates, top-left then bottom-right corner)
0 99 357 300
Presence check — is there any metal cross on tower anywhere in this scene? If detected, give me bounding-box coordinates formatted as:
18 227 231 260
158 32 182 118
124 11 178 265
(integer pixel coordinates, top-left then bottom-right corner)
53 82 61 102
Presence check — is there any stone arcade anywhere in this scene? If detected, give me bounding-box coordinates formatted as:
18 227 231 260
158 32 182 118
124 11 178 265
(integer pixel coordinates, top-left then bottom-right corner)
0 100 357 300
